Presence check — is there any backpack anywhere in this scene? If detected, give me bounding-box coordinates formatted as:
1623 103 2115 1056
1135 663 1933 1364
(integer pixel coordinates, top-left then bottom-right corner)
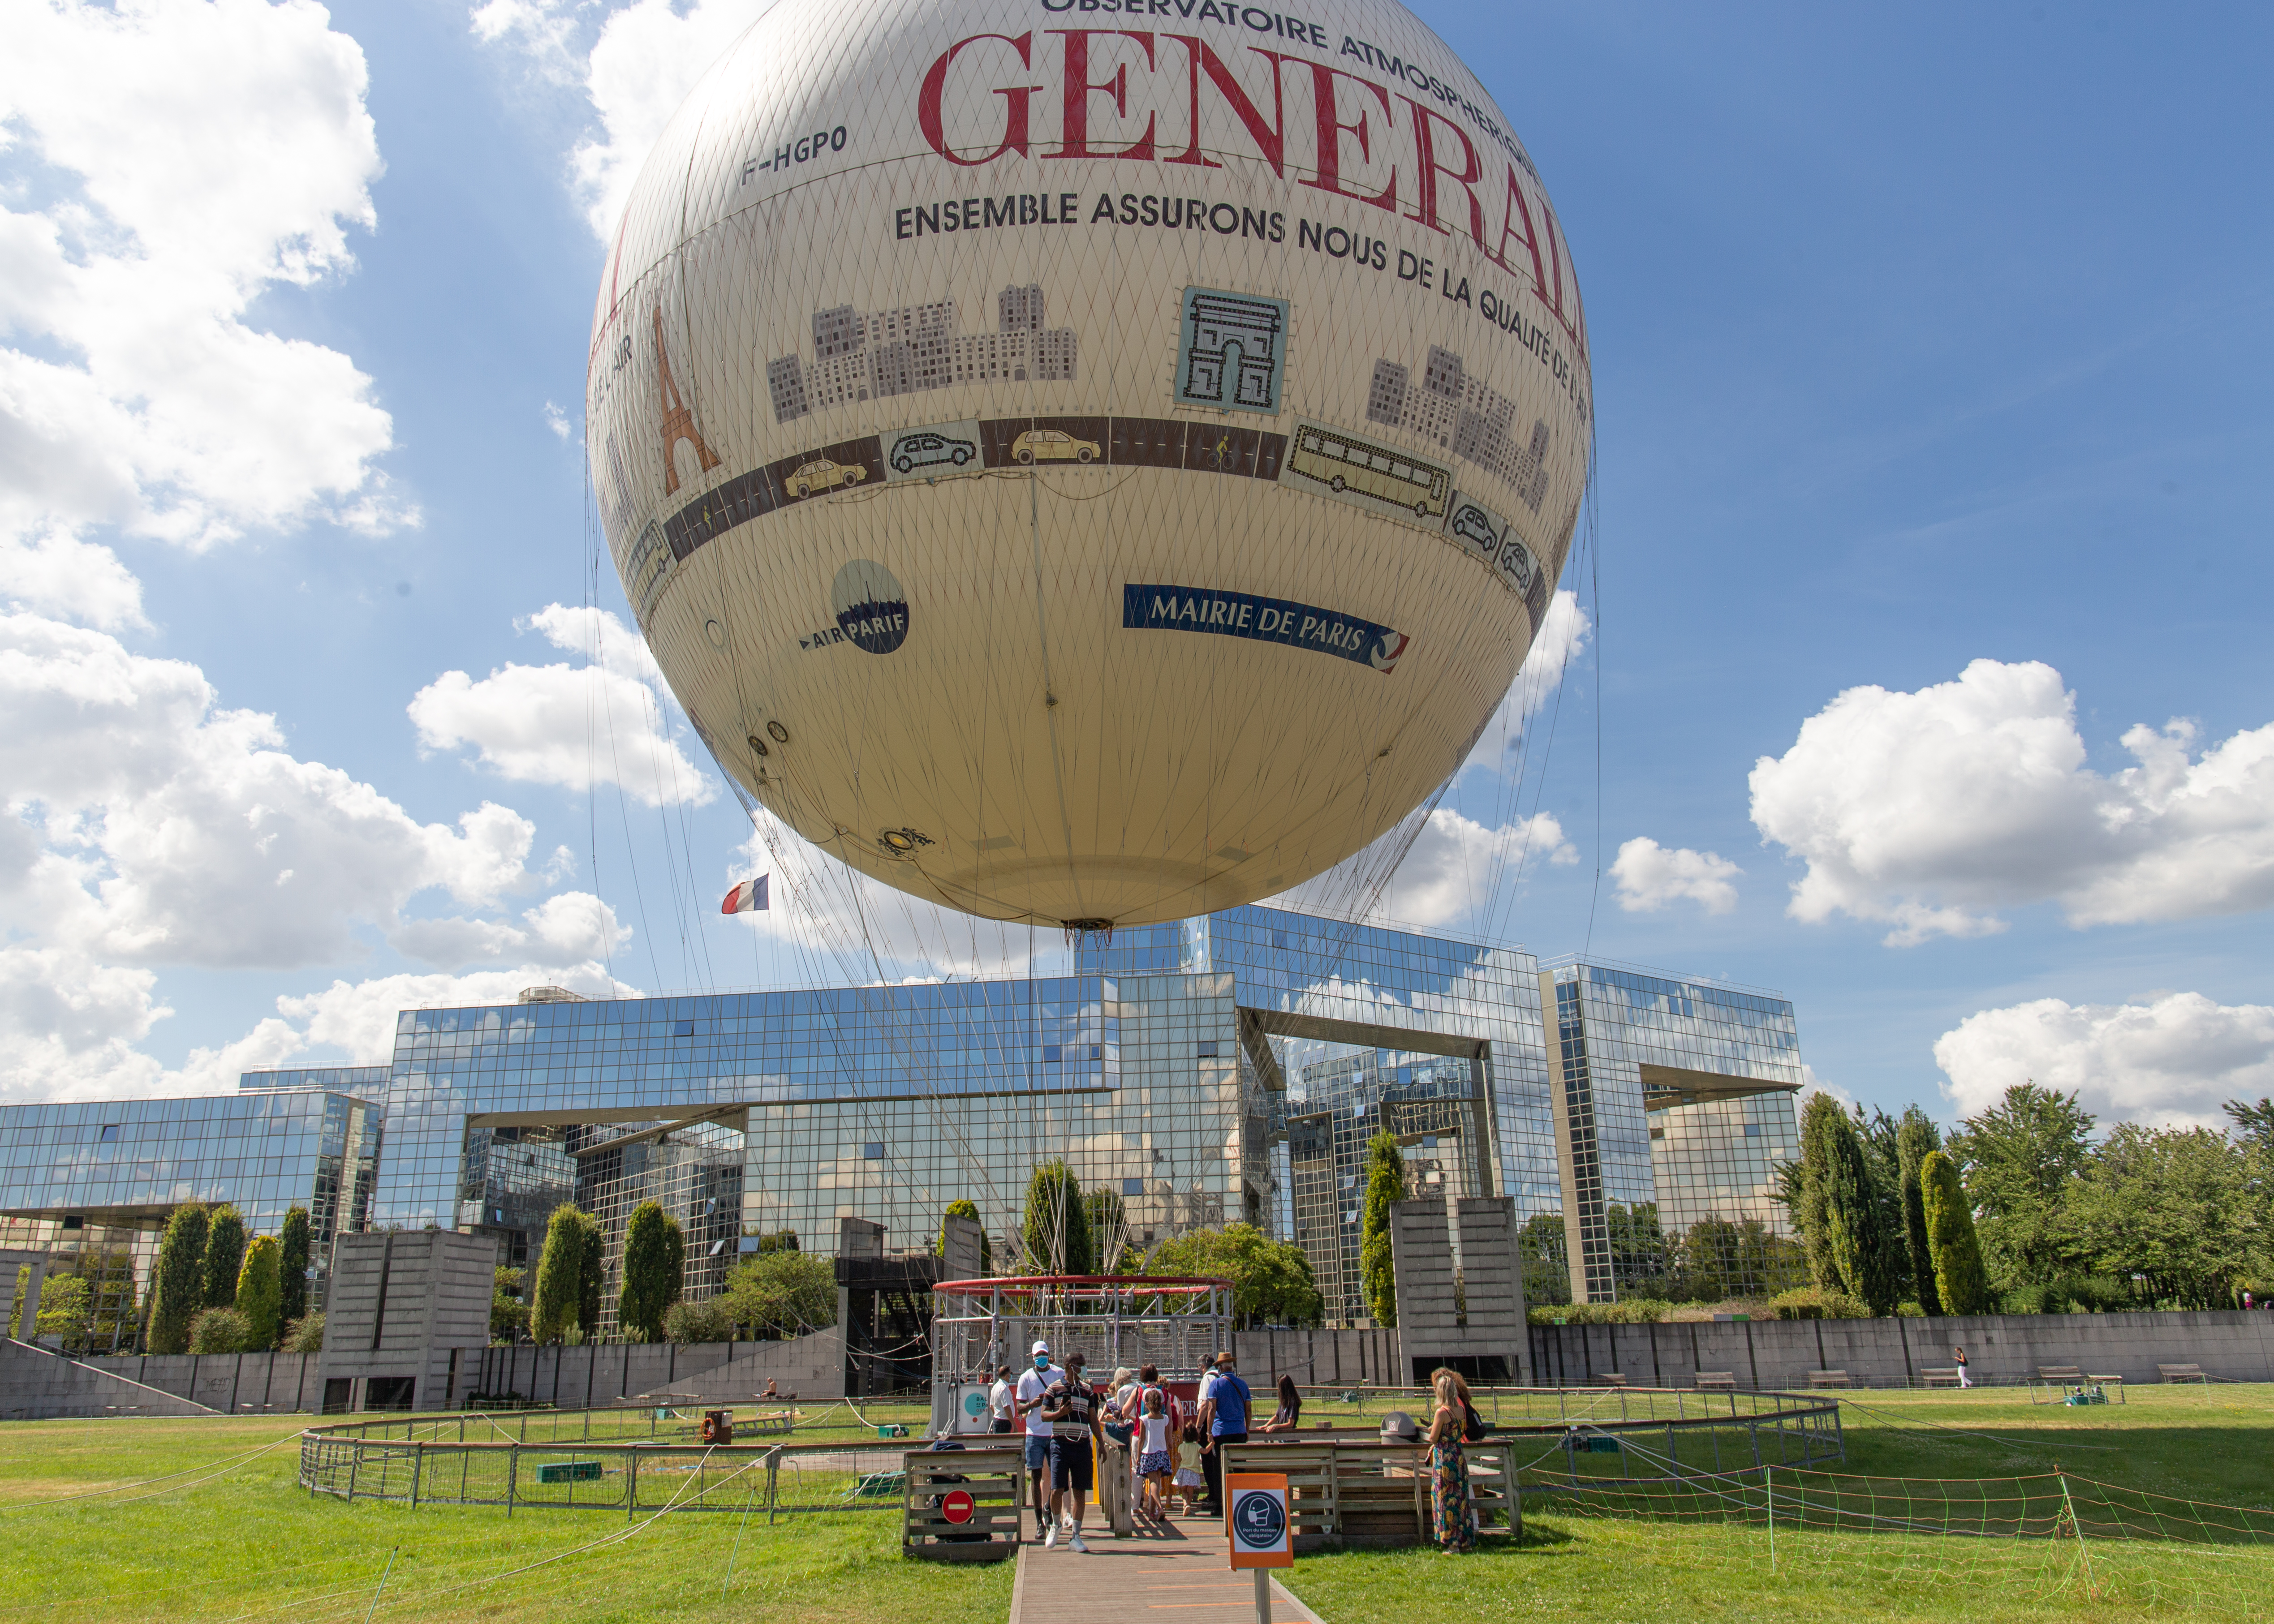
1461 1398 1488 1443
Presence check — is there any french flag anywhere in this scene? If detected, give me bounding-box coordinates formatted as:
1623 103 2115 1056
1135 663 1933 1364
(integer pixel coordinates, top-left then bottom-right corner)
720 875 770 915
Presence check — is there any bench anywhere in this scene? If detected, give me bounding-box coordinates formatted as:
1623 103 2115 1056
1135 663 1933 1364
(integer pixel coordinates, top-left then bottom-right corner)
1807 1371 1852 1389
1593 1373 1629 1388
1920 1368 1964 1388
2158 1363 2209 1384
1694 1372 1737 1392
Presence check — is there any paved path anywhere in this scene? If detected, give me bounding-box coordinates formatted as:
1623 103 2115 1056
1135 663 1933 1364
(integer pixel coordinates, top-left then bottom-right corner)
1007 1512 1325 1624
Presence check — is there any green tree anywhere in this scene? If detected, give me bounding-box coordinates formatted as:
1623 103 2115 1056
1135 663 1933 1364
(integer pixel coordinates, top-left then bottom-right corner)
1518 1210 1570 1306
618 1200 686 1341
722 1250 837 1339
32 1273 91 1348
1948 1083 2095 1292
147 1202 210 1355
2224 1096 2274 1155
751 1229 800 1254
278 1207 311 1327
200 1205 246 1310
936 1199 994 1274
1358 1130 1407 1327
1084 1186 1127 1269
1895 1108 1944 1315
530 1203 593 1345
574 1208 604 1336
1021 1160 1094 1275
1784 1092 1848 1290
284 1312 325 1353
1146 1224 1322 1326
1822 1110 1899 1315
1920 1150 1994 1314
1854 1106 1913 1304
491 1267 530 1342
188 1306 249 1354
235 1234 283 1350
2068 1125 2257 1309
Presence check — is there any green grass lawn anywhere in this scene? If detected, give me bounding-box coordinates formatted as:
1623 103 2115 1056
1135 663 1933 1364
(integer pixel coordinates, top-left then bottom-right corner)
0 1385 2267 1622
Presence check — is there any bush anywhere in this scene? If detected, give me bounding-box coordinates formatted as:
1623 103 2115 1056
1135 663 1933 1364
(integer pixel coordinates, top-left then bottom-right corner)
663 1297 739 1345
188 1306 250 1353
283 1312 324 1353
1769 1287 1869 1320
1525 1298 1673 1326
722 1250 836 1339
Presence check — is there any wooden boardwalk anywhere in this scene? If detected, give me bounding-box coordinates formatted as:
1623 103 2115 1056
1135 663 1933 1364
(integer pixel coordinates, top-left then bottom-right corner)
1007 1513 1326 1624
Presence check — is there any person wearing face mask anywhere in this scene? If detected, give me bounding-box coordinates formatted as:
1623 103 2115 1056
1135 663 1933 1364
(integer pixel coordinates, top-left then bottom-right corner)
1042 1350 1103 1552
1015 1340 1066 1542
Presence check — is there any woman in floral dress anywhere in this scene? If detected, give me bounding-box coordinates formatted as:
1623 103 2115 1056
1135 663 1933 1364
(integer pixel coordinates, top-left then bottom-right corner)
1426 1367 1476 1552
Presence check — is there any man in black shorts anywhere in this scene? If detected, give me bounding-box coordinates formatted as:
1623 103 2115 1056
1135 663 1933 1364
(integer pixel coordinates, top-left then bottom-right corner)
1042 1350 1103 1553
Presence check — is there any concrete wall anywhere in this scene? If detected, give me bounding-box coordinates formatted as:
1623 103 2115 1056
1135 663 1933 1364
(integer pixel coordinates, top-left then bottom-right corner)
1529 1310 2274 1390
2 1338 217 1420
1231 1327 1404 1389
320 1230 495 1411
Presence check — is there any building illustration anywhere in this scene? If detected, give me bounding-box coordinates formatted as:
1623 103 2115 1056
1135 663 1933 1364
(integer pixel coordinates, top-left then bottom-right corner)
1366 346 1551 512
767 286 1077 424
1177 288 1288 413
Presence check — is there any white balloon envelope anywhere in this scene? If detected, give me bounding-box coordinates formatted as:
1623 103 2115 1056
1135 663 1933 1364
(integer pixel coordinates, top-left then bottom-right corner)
589 0 1593 928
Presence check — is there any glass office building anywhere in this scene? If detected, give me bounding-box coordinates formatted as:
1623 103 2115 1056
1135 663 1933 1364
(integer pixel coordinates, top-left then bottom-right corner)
0 1089 382 1325
0 907 1811 1340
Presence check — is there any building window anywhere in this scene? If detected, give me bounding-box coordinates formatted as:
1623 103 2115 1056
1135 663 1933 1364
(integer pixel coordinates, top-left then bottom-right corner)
673 1020 695 1037
96 1124 119 1143
862 1142 884 1160
1042 1045 1062 1063
1743 1123 1761 1138
1089 1044 1103 1061
1121 1178 1144 1197
1197 1042 1219 1058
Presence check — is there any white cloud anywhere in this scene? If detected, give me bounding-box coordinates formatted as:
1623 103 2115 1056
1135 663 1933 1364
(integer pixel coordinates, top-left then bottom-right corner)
1270 806 1577 930
408 602 714 807
1934 992 2274 1131
0 0 406 554
1749 658 2274 945
544 400 573 439
391 890 628 970
1461 589 1589 778
0 526 145 629
1611 837 1742 915
279 963 639 1065
470 0 773 239
1 611 568 971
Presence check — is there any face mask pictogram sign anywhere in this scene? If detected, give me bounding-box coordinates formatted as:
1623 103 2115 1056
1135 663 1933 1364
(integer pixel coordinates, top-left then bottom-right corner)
1226 1473 1292 1621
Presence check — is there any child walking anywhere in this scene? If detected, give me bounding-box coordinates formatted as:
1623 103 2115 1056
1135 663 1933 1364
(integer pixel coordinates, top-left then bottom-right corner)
1171 1424 1205 1516
1135 1389 1174 1521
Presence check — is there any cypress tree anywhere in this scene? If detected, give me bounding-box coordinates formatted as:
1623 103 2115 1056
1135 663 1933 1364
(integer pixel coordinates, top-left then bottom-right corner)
574 1208 605 1336
201 1205 246 1310
236 1234 283 1350
618 1201 685 1341
147 1203 209 1355
531 1204 590 1344
1822 1112 1899 1315
1021 1161 1094 1275
1895 1110 1943 1315
1794 1092 1845 1290
1358 1131 1407 1328
1920 1150 1994 1314
278 1206 311 1326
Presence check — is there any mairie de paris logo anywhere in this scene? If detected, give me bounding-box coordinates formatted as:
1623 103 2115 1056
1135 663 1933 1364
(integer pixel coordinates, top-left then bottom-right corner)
1232 1490 1286 1550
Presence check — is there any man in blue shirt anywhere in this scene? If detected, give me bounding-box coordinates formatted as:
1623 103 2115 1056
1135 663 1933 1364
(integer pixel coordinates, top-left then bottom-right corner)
1196 1349 1250 1516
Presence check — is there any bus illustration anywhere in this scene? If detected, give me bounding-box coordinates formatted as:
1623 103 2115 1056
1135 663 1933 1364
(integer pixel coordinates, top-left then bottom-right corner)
1283 421 1451 521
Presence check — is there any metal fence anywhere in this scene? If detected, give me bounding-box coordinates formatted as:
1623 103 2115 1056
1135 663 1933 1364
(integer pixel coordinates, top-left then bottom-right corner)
296 1387 1841 1515
298 1408 920 1515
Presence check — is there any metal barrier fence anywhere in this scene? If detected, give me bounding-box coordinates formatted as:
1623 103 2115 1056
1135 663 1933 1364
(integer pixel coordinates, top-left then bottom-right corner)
298 1408 917 1515
296 1388 1842 1515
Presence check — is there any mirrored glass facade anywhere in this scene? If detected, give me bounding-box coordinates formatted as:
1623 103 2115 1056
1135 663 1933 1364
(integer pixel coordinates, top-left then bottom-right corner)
0 908 1812 1338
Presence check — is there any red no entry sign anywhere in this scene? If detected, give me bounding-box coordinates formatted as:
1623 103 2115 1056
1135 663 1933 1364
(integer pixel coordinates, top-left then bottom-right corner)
941 1489 975 1525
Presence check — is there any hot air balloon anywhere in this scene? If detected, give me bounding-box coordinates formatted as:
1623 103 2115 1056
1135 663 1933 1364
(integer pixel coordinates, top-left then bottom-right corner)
589 0 1592 929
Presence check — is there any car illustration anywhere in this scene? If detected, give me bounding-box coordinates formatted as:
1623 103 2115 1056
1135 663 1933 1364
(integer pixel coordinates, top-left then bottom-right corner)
785 458 866 498
890 432 976 473
1448 503 1500 554
1010 428 1100 464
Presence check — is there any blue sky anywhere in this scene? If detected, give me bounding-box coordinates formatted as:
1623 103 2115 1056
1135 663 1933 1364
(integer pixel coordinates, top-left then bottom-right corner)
3 0 2269 1133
